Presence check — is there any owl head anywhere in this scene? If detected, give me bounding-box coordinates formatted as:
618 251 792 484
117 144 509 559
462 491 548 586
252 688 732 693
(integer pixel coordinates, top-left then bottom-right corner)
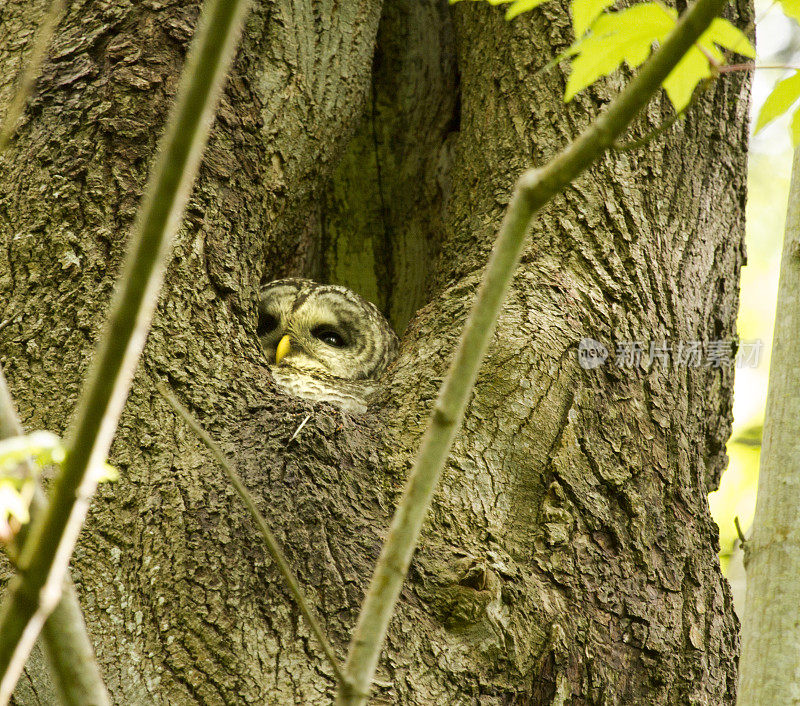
258 278 399 381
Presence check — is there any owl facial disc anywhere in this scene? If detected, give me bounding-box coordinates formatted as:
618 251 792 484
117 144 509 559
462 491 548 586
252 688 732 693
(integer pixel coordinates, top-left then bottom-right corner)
258 278 399 411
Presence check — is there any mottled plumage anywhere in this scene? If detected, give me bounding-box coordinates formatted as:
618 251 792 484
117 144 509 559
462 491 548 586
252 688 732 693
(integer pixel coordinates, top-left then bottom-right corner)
258 279 398 412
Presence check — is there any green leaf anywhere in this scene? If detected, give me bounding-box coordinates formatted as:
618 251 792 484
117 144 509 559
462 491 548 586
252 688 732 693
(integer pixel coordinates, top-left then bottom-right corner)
0 481 31 523
99 462 119 483
699 18 755 58
778 0 800 22
791 107 800 147
0 432 59 542
589 3 676 37
662 46 712 112
0 479 33 542
505 0 550 18
0 430 64 476
0 430 115 543
565 45 625 101
0 431 118 487
564 3 676 101
571 0 615 37
754 71 800 133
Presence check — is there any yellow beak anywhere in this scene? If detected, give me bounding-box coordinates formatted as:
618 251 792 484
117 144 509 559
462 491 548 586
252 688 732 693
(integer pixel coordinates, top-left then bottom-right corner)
275 335 291 365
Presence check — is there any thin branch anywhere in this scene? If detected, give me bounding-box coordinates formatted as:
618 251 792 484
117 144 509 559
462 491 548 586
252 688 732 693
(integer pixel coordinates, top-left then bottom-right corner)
336 0 729 702
0 0 65 153
39 582 109 706
0 368 110 705
717 63 800 73
0 0 251 699
156 383 348 688
734 516 747 546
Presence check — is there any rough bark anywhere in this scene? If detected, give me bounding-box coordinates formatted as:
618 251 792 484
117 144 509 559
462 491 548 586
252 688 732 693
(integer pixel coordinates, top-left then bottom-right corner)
0 0 749 703
320 0 457 333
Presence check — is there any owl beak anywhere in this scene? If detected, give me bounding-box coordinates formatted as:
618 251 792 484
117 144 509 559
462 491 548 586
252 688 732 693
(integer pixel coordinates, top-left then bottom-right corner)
275 335 291 366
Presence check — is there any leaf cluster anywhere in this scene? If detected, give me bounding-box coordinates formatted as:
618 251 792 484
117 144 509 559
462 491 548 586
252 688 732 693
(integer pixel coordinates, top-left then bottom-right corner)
754 1 800 145
451 0 754 112
0 432 116 545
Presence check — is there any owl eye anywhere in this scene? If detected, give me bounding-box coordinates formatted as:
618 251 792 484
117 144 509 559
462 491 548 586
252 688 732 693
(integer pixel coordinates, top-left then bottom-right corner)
258 313 278 337
312 326 346 347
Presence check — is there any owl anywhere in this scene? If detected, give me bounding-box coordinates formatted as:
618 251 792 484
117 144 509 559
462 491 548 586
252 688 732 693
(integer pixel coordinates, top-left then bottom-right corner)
258 278 399 412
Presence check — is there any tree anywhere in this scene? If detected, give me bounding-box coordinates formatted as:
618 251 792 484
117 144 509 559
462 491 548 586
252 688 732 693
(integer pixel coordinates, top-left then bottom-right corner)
0 0 749 702
738 148 800 704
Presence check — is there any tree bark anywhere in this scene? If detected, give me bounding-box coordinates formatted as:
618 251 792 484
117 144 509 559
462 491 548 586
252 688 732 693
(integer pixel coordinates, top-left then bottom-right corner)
0 0 749 703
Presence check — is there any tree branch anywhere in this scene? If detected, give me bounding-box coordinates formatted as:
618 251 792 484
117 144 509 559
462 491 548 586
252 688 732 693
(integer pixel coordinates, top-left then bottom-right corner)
0 368 110 705
337 0 729 702
0 0 251 699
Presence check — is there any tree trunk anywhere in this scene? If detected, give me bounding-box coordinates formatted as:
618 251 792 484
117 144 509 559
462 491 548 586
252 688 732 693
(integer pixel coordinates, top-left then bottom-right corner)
738 145 800 705
0 0 750 703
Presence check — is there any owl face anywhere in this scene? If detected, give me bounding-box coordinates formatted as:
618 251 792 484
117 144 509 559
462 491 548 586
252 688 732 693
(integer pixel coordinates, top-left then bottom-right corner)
258 279 398 381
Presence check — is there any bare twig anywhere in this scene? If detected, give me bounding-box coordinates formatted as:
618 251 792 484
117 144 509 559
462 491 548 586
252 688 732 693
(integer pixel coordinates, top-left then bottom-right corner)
717 63 800 73
156 383 348 688
288 414 311 444
0 0 65 153
336 0 729 702
0 0 251 699
734 516 747 546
